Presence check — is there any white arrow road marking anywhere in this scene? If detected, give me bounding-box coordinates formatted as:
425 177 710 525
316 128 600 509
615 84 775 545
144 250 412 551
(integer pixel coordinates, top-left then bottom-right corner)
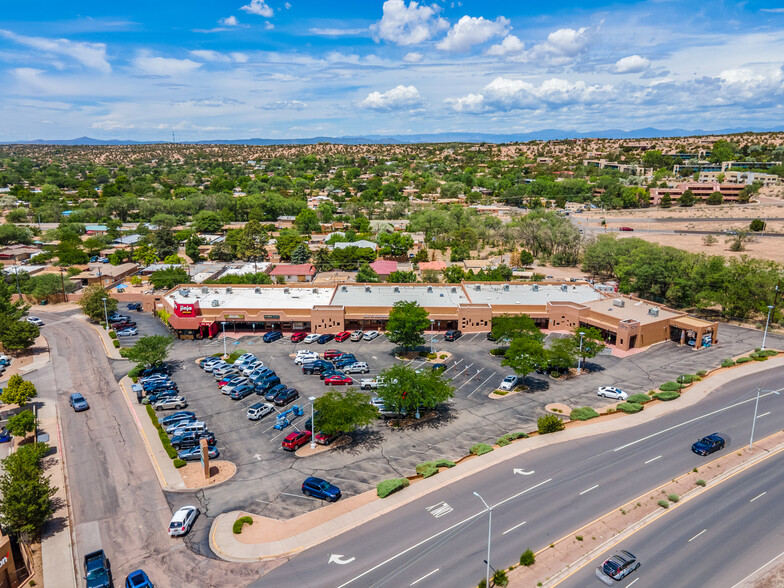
253 454 262 460
329 554 356 565
513 469 535 475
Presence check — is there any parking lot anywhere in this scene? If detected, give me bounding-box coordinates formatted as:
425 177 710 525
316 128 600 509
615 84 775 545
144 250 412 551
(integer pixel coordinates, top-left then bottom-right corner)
148 318 784 522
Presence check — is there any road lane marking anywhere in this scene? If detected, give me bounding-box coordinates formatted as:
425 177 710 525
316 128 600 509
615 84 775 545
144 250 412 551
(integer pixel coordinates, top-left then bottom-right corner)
730 550 784 587
613 388 784 452
644 455 662 464
688 529 707 542
580 484 599 496
410 568 439 585
750 491 767 502
502 520 526 535
757 411 771 419
494 478 552 508
627 578 639 587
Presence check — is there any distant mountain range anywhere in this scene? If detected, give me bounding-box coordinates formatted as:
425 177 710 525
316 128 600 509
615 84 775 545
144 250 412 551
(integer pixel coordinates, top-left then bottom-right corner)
4 127 784 146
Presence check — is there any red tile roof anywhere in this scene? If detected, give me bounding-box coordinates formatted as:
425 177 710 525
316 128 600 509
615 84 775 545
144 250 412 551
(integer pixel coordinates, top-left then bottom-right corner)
269 264 316 276
369 260 398 275
417 261 447 271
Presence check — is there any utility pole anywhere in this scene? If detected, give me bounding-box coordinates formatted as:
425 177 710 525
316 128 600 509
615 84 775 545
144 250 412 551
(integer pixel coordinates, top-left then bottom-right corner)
59 268 67 301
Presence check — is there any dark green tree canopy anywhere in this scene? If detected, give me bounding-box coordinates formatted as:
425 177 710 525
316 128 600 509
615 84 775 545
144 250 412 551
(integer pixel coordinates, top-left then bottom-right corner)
377 364 454 415
312 389 379 435
119 334 174 368
385 300 430 350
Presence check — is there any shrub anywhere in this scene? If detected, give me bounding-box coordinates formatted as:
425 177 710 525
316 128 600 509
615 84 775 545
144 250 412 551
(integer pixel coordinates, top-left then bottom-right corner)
575 535 583 541
109 330 117 340
497 432 529 447
677 374 695 384
652 391 680 401
751 354 768 361
721 359 735 368
657 500 669 509
489 348 506 356
537 414 565 434
146 404 161 429
173 459 187 468
477 580 487 588
736 356 752 364
550 371 561 379
616 402 643 414
225 349 247 364
418 351 428 357
494 390 508 396
570 407 600 421
377 478 410 498
128 364 144 379
696 370 707 377
427 353 436 360
113 340 120 348
628 394 651 404
233 515 253 534
659 381 681 392
470 443 494 456
520 548 535 567
158 430 177 459
492 569 509 587
761 349 778 357
696 479 706 487
415 460 456 478
668 494 680 503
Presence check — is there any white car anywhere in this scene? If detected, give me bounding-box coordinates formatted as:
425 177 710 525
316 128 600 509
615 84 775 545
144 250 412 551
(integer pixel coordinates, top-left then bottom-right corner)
168 505 199 537
344 362 370 374
294 352 319 365
247 402 275 420
350 330 364 341
597 386 628 400
242 360 263 375
303 334 320 344
363 330 380 341
234 353 256 366
499 375 518 391
154 396 188 411
204 360 226 373
360 377 385 390
26 316 44 326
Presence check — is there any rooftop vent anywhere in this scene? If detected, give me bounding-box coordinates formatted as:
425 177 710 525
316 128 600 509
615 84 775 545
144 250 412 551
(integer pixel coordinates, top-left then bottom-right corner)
451 287 457 293
613 299 625 308
341 285 347 292
648 307 660 317
312 288 318 294
440 293 444 297
393 286 400 293
427 286 433 293
202 286 208 294
475 284 481 291
180 288 190 297
532 284 539 292
365 286 371 292
561 284 568 292
210 300 220 307
254 287 261 294
503 284 510 291
226 287 232 294
284 287 290 294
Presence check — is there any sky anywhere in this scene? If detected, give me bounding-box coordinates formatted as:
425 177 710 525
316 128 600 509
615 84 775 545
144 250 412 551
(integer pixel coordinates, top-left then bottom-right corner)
2 0 784 141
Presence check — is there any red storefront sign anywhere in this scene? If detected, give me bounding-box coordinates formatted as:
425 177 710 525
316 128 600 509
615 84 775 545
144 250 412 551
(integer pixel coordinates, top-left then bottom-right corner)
173 300 200 317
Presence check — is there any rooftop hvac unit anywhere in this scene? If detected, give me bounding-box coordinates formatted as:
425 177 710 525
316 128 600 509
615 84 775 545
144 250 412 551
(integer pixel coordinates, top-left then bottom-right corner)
312 288 318 294
365 286 371 292
427 286 433 293
254 287 261 294
341 285 347 292
561 284 568 292
475 284 481 291
532 284 539 291
284 287 290 294
211 300 220 307
613 299 625 308
180 288 190 297
451 287 457 293
202 286 208 294
226 287 232 294
648 307 660 317
393 286 400 293
503 284 510 291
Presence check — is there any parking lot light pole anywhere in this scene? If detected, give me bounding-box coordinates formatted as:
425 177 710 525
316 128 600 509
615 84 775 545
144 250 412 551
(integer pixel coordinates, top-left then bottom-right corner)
762 305 774 350
101 297 108 330
430 319 434 355
749 387 763 450
473 491 492 588
309 396 316 448
222 322 227 357
577 331 585 374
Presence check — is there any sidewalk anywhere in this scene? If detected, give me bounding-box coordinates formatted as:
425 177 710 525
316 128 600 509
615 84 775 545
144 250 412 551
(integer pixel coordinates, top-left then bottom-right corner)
209 355 784 562
85 319 124 360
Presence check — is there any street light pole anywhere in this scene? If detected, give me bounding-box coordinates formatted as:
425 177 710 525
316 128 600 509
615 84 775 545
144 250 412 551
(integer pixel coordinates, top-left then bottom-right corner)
473 492 492 588
430 319 434 355
222 321 227 357
761 305 774 350
101 297 108 330
577 331 585 374
309 396 316 448
749 387 762 450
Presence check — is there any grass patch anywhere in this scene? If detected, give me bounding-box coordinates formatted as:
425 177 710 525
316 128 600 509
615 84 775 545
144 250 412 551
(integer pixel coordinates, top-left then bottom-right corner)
489 348 507 356
668 494 680 503
225 349 248 364
377 478 410 498
616 402 644 414
113 340 120 348
575 535 583 541
470 443 494 456
657 500 669 509
494 389 508 396
569 407 600 421
128 364 144 379
497 432 529 447
651 391 680 402
627 394 652 404
416 459 456 478
233 516 253 534
108 330 117 340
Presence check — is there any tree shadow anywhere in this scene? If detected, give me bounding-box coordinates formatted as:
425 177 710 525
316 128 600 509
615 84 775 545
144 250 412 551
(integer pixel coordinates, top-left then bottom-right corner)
389 404 457 431
333 428 385 455
521 377 550 393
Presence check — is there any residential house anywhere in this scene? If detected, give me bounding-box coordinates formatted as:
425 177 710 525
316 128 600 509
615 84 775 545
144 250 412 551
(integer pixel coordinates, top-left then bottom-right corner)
269 263 317 283
369 259 397 280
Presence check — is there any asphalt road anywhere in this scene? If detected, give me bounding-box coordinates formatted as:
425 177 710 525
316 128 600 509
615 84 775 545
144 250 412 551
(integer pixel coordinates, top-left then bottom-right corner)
251 365 784 588
558 446 784 588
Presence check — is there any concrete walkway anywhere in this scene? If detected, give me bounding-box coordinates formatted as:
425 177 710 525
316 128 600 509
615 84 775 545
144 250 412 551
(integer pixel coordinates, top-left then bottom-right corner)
209 354 784 562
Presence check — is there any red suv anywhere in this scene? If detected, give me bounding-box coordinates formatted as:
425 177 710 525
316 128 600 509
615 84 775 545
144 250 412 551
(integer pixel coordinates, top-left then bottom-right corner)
290 331 308 342
112 321 137 330
324 349 343 360
282 430 311 451
335 331 351 342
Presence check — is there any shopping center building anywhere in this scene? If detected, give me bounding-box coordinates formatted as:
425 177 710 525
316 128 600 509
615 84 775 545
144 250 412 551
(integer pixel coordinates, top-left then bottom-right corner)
161 282 718 351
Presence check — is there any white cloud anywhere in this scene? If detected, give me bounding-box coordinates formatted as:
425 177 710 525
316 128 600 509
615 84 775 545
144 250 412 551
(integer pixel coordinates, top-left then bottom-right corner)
220 15 240 26
359 85 423 110
0 29 111 73
486 34 524 56
258 100 308 110
309 27 367 36
133 51 203 76
371 0 449 46
265 22 275 30
231 52 249 63
91 119 136 130
241 0 274 17
285 2 292 8
190 50 231 62
403 52 424 63
761 7 784 12
436 15 511 52
487 26 593 65
613 55 650 74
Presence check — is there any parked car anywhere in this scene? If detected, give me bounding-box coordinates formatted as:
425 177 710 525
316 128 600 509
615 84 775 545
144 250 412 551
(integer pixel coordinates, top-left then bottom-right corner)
201 358 224 371
303 333 320 344
233 353 256 366
486 332 498 341
350 330 364 341
108 314 130 323
204 360 227 373
164 417 198 434
26 316 44 326
126 303 143 312
84 550 112 588
317 333 335 344
597 386 628 400
335 331 351 342
601 550 640 581
116 327 138 337
282 430 311 451
263 330 283 343
294 352 319 365
363 330 380 341
0 354 10 366
274 387 300 406
242 360 263 375
302 476 341 501
111 321 137 330
315 432 338 446
249 368 274 382
170 431 215 449
154 396 188 411
222 379 251 394
247 402 275 420
168 422 208 438
141 365 170 377
219 374 247 388
344 362 369 374
323 349 344 360
264 383 287 402
213 365 240 379
334 357 360 370
499 375 518 391
319 369 346 381
178 445 219 461
691 433 726 456
291 331 308 342
256 375 282 394
361 377 385 390
161 411 196 428
142 380 177 393
69 392 89 412
145 390 179 405
325 374 352 386
444 329 462 341
168 506 199 537
230 384 255 400
619 226 634 232
124 569 153 588
432 363 447 372
140 373 169 384
302 359 333 375
369 396 386 410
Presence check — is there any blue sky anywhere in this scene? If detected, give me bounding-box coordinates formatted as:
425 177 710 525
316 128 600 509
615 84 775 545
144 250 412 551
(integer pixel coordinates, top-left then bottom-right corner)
2 0 784 140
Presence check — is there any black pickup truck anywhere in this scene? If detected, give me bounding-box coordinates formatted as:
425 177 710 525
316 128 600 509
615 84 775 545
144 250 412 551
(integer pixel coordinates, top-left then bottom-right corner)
84 550 112 588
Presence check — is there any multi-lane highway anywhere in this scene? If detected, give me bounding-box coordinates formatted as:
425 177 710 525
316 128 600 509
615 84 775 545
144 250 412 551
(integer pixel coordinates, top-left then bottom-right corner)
253 367 784 588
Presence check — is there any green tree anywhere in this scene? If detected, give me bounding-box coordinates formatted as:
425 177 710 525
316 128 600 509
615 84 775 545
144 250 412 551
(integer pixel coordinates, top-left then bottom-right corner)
79 285 118 322
492 569 509 587
750 218 766 232
387 270 417 283
0 317 39 352
0 375 38 405
0 443 57 541
331 246 377 270
149 227 179 259
491 315 543 343
660 193 672 208
290 243 312 265
312 389 379 435
149 267 190 290
131 243 159 266
678 189 696 207
313 248 333 272
501 337 548 384
119 335 174 368
276 229 305 261
356 262 380 283
706 191 723 205
709 140 737 164
185 235 204 262
546 336 577 371
443 265 466 283
192 210 224 232
377 232 414 257
377 364 454 416
295 209 321 234
726 229 752 252
6 410 36 437
571 326 606 367
385 300 430 350
21 274 76 302
235 220 269 261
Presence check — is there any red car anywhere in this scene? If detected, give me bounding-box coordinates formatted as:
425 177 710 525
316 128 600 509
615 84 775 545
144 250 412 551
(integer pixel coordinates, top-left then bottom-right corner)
290 331 308 342
282 430 311 451
112 321 137 330
324 349 343 360
335 331 351 342
619 226 634 232
315 432 338 445
324 374 352 386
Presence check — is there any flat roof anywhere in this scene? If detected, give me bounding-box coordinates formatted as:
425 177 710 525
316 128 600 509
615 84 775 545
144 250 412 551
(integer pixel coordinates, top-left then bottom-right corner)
466 283 603 306
166 285 334 310
331 284 470 307
584 297 681 325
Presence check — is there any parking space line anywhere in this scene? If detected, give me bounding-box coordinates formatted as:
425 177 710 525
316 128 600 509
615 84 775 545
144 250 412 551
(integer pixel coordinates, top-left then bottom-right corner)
502 520 526 535
442 359 463 374
757 411 771 419
467 372 496 398
456 367 483 391
280 492 315 501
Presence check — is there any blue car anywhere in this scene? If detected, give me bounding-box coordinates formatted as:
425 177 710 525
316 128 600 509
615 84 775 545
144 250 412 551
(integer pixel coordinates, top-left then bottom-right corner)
178 445 219 461
263 330 283 343
160 411 195 427
125 569 154 588
302 476 341 502
69 393 89 412
317 333 334 344
691 433 725 456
